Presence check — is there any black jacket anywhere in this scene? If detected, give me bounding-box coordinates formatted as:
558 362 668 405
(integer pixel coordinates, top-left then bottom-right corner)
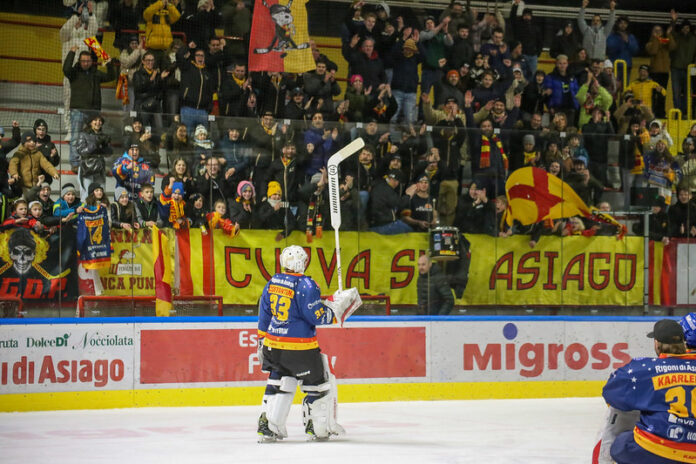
176 46 214 111
668 201 696 238
368 178 401 227
62 50 117 110
132 67 164 108
417 263 454 315
254 201 297 233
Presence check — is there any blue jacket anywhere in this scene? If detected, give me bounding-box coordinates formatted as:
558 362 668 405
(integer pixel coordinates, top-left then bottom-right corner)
606 32 640 68
218 137 251 175
542 70 579 111
53 198 80 218
258 272 335 350
303 127 335 177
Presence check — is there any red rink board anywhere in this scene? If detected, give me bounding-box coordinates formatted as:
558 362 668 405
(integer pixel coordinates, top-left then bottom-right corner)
140 327 426 384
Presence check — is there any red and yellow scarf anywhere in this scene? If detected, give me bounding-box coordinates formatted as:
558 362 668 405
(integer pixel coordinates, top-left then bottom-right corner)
480 135 508 170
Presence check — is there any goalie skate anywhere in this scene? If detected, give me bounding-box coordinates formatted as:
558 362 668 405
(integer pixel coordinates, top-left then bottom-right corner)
257 413 282 443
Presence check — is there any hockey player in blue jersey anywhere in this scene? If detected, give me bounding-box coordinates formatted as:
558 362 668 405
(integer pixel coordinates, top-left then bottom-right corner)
597 319 696 464
256 245 361 442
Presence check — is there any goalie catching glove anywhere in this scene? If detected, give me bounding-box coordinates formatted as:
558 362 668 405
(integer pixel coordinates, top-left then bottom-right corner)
323 288 362 326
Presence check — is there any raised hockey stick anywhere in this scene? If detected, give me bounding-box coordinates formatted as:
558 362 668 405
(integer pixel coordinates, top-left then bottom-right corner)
327 137 365 292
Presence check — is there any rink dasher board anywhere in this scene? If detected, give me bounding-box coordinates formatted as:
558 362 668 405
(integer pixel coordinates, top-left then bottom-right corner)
0 316 660 412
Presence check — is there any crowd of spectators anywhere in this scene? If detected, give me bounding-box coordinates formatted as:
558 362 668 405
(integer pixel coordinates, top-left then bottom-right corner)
3 0 696 244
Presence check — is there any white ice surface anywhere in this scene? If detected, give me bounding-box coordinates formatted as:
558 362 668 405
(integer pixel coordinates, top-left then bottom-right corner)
0 398 606 464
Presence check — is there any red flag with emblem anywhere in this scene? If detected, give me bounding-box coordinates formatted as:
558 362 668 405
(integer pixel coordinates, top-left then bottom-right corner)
505 167 592 226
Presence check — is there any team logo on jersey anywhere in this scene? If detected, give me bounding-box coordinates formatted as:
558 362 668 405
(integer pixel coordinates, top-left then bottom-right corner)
668 425 686 441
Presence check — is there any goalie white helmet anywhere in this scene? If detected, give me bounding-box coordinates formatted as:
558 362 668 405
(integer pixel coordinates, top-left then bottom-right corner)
280 245 308 274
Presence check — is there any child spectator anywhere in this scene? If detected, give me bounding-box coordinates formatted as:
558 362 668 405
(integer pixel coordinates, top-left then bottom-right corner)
521 134 541 167
229 180 257 229
111 187 139 231
75 114 112 200
135 183 162 229
185 193 208 228
1 199 44 233
8 132 60 196
159 179 188 229
192 124 214 175
80 183 109 212
206 199 240 237
53 183 81 225
29 200 58 236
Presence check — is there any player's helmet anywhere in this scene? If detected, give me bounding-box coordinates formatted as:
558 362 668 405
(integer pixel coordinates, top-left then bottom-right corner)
280 245 308 274
679 313 696 349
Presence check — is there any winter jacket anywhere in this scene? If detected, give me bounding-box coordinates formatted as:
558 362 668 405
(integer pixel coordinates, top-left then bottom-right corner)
195 172 235 208
176 46 214 111
132 67 165 109
645 36 671 74
229 197 257 229
302 71 341 114
582 120 614 165
417 263 454 315
112 151 156 199
303 127 336 178
368 178 402 227
110 201 138 228
266 157 301 203
453 195 496 236
342 43 387 91
52 198 80 219
668 200 696 237
62 51 117 110
218 137 251 181
75 128 112 170
550 31 582 59
510 5 543 56
254 201 296 233
134 198 162 227
606 32 640 68
668 28 696 70
449 36 475 70
8 146 59 191
543 69 579 111
119 48 146 80
577 7 616 60
576 83 613 127
624 78 666 112
143 0 181 51
218 75 247 117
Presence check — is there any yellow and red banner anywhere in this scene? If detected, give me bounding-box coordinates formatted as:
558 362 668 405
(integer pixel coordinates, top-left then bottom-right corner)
248 0 314 73
506 167 591 226
152 226 172 317
84 36 110 62
96 229 651 307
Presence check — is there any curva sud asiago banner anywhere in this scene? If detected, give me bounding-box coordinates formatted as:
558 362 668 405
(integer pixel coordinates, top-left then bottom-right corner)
0 319 657 398
90 229 648 307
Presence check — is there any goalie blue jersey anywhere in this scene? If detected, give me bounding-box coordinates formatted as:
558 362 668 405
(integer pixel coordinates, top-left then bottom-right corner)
603 352 696 461
257 272 335 350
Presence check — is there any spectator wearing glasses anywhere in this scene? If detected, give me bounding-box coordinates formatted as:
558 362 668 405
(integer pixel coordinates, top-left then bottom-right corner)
177 42 214 134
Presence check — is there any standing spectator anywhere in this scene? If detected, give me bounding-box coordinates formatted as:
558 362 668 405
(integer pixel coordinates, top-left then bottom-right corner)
176 43 215 134
577 0 616 61
132 51 168 130
254 181 297 237
645 24 671 118
542 54 579 123
466 116 508 198
453 180 496 235
435 69 465 109
112 144 156 200
624 65 667 115
598 59 620 100
162 39 183 122
195 156 235 210
161 157 195 201
158 179 189 229
416 254 454 316
183 0 218 52
401 174 437 232
302 60 341 116
219 62 251 117
470 7 505 53
124 117 160 169
449 23 474 72
204 36 226 97
551 21 581 60
60 3 98 126
576 73 612 128
344 76 370 122
368 170 412 234
668 187 696 238
303 113 338 178
614 92 654 135
679 138 696 193
420 16 453 95
391 35 425 126
143 0 181 69
135 183 163 228
118 36 147 114
162 122 193 168
221 0 251 64
74 114 112 199
8 132 60 196
521 70 547 117
218 123 250 185
348 145 377 222
342 36 387 93
668 10 696 117
52 184 80 225
26 182 55 219
479 28 508 77
606 16 639 85
33 119 60 184
266 141 302 205
440 0 474 36
509 3 542 81
107 0 142 51
62 46 116 171
582 107 614 186
643 137 680 205
111 187 140 231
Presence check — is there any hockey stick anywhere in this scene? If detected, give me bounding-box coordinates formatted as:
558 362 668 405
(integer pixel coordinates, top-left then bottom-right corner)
327 137 365 292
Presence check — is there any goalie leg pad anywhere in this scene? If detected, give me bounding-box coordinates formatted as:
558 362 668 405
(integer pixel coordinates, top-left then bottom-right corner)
266 376 299 439
301 380 344 439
